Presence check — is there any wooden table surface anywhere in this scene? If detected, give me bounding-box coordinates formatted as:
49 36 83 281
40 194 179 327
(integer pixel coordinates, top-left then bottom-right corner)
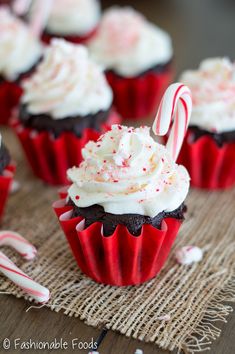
1 0 235 353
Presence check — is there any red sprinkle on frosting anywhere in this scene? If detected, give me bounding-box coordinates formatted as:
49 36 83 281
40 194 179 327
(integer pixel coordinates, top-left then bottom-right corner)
75 195 80 200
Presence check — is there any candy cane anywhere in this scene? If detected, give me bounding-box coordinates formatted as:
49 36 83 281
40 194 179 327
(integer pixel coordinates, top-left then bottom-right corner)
0 251 50 303
152 83 192 161
29 0 54 38
0 231 37 260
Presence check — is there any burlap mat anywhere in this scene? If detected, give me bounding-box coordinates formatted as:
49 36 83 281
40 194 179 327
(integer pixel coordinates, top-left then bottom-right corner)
1 127 235 353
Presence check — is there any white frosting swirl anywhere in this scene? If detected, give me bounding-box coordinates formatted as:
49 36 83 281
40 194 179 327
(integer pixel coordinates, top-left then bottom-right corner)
0 7 42 81
88 7 173 77
22 39 113 119
67 125 190 217
180 58 235 133
43 0 100 35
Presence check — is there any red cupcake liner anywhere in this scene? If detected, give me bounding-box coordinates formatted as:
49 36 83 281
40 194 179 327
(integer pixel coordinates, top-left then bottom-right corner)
0 81 23 125
53 198 182 286
41 27 98 45
177 131 235 189
0 164 15 221
11 111 121 186
106 66 173 120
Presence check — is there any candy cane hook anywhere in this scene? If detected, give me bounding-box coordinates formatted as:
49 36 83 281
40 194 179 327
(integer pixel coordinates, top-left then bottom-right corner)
0 231 37 260
152 83 192 161
0 251 50 303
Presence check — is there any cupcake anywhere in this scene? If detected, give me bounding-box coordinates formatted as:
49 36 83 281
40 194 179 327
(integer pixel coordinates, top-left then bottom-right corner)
0 6 42 125
178 58 235 189
36 0 101 45
0 133 15 221
53 124 190 286
88 6 173 120
12 39 120 185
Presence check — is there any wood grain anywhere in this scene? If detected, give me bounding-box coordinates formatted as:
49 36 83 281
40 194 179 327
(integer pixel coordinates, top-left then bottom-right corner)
1 0 235 353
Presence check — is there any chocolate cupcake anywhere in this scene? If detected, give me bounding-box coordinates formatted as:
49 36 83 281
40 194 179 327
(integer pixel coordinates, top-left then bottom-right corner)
88 6 173 119
54 124 190 285
178 58 235 189
12 39 120 185
0 6 42 125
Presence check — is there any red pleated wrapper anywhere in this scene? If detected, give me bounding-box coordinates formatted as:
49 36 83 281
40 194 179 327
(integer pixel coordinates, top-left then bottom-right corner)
0 81 23 125
53 198 182 286
106 66 173 120
0 164 15 221
11 111 121 186
41 27 98 45
178 131 235 189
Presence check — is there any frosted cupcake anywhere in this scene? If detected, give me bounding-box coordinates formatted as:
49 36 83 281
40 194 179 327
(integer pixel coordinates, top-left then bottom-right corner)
12 39 120 185
0 6 42 125
0 133 15 221
54 124 190 286
179 58 235 189
35 0 101 44
88 6 173 119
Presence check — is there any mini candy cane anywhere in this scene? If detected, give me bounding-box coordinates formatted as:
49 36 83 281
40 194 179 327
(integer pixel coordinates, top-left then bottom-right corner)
152 83 192 161
0 251 50 303
0 231 37 260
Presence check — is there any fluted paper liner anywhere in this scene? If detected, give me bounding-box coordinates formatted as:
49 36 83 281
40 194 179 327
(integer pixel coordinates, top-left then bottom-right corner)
178 131 235 189
53 198 182 286
11 111 121 185
0 81 22 125
106 66 173 120
0 164 15 221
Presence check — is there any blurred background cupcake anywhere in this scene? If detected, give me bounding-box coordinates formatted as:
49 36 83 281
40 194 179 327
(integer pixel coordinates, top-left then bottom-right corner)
12 39 120 186
54 124 190 286
0 6 42 125
0 133 15 221
88 6 173 120
178 58 235 189
27 0 101 45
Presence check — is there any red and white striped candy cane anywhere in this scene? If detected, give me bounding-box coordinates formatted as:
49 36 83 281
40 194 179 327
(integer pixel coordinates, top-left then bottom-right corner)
152 83 192 161
0 251 50 303
0 231 37 260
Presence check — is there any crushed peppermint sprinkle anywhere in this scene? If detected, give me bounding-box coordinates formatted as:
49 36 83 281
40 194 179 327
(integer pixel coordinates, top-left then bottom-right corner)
156 188 160 192
143 168 147 172
75 195 80 200
113 180 119 183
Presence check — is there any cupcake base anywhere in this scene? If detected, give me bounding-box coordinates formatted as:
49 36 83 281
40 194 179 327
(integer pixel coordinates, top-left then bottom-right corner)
106 62 173 120
53 198 183 286
11 110 121 185
178 130 235 189
0 164 15 221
